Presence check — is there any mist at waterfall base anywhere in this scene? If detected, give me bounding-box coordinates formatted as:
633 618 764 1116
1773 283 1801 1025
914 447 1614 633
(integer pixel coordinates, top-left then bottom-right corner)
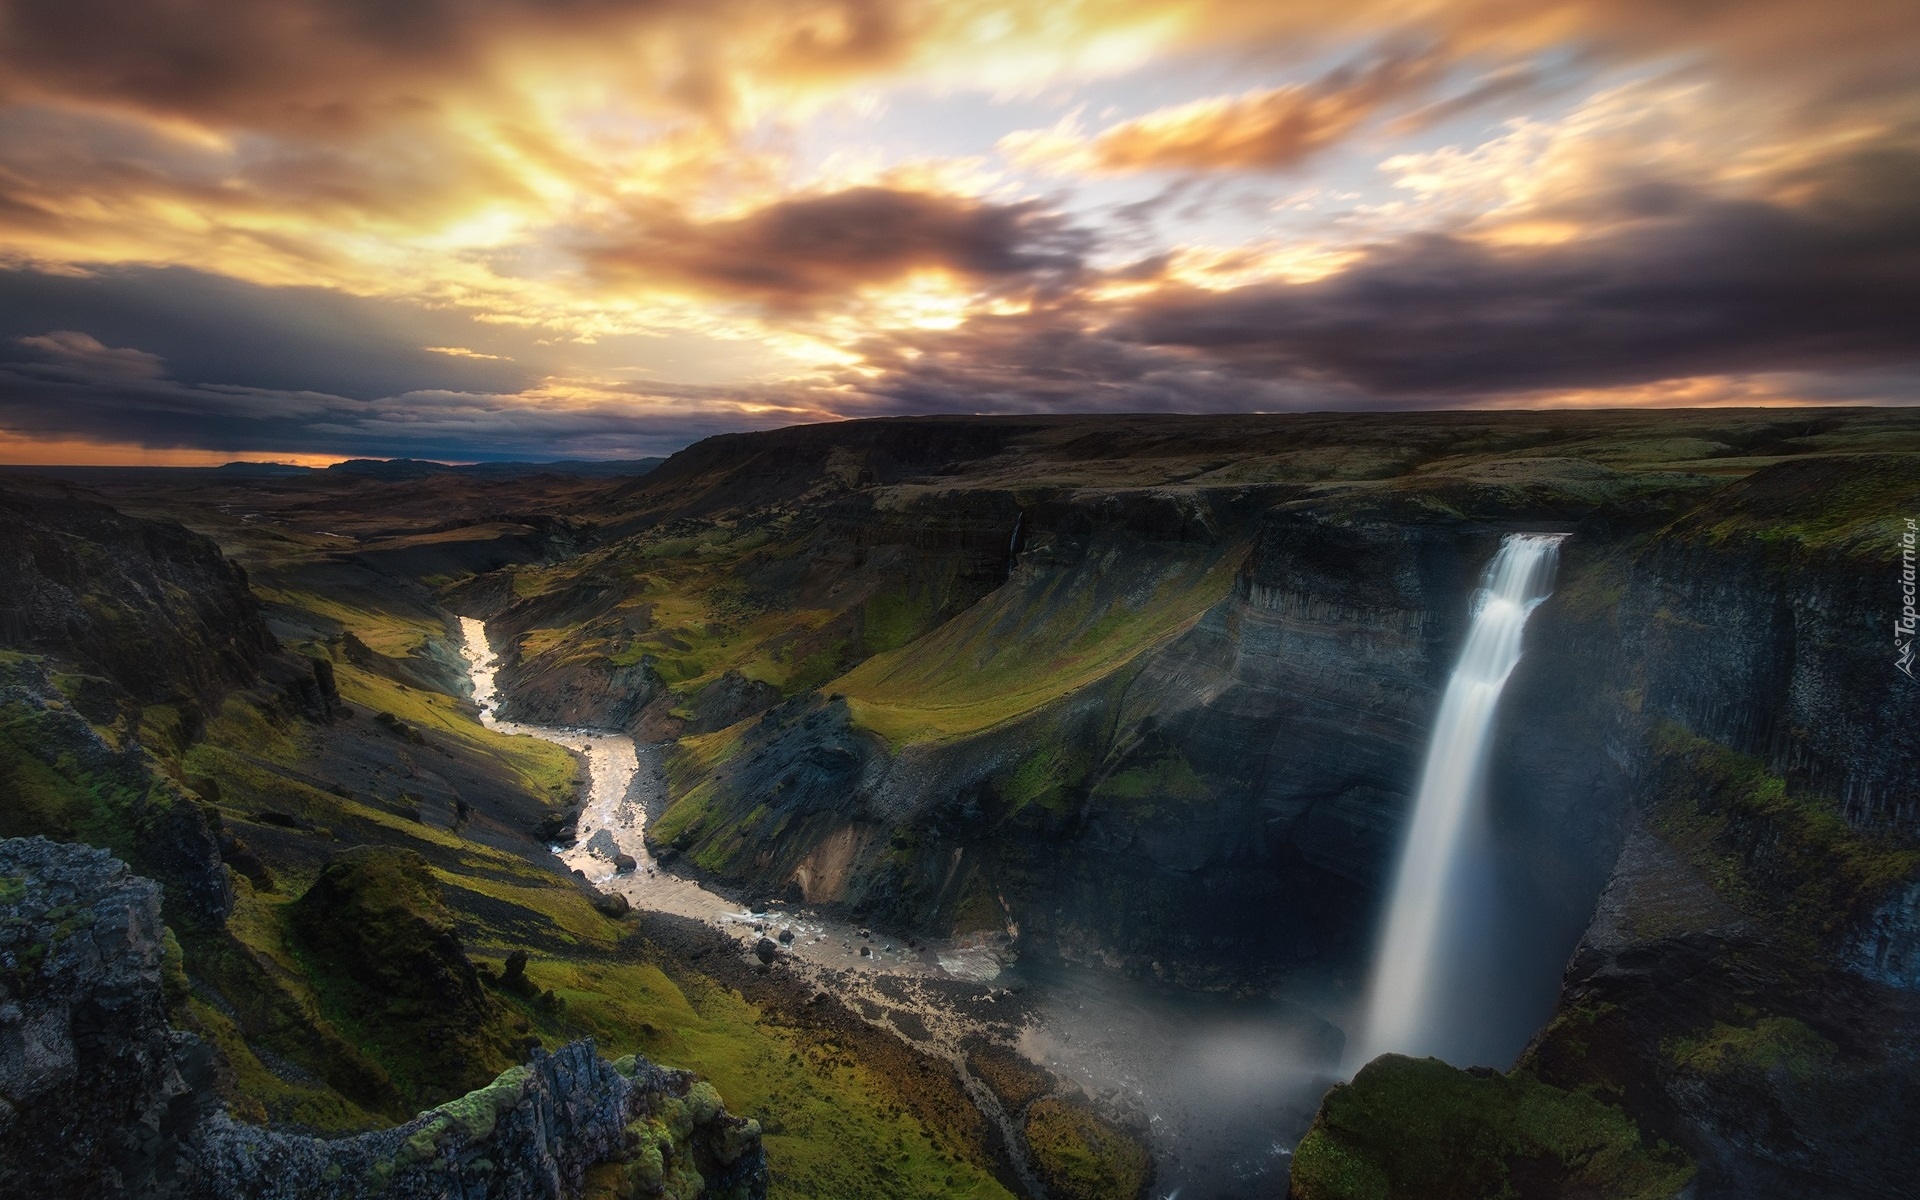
1353 533 1570 1071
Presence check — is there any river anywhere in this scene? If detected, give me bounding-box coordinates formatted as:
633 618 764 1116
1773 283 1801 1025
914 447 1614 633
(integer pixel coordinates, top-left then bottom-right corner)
457 615 1345 1198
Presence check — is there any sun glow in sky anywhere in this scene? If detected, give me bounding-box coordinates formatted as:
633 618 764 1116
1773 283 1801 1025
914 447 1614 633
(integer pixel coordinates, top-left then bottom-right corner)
0 0 1915 460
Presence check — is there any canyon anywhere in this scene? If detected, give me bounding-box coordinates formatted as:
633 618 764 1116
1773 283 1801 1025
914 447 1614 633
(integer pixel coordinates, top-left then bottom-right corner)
2 408 1917 1198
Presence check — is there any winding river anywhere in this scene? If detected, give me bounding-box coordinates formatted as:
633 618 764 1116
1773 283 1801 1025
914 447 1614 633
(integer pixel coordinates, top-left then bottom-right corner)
457 615 1343 1198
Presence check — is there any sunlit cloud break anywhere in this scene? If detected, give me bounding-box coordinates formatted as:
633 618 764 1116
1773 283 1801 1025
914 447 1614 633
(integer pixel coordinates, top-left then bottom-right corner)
0 0 1916 460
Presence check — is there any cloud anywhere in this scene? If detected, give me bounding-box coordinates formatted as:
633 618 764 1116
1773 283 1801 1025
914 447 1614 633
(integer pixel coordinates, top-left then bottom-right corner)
1115 151 1920 396
1004 50 1444 175
0 265 541 398
1 0 1918 461
0 0 923 133
0 350 817 461
15 331 166 380
581 185 1091 310
793 142 1920 413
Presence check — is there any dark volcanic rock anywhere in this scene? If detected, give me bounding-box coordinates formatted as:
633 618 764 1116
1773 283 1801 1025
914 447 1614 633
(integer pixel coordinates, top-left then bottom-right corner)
188 1042 768 1200
0 660 234 927
0 837 768 1200
0 482 275 708
0 837 215 1198
1521 821 1920 1200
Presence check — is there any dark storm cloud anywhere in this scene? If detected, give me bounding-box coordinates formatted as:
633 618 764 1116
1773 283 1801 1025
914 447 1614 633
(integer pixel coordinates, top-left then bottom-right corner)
0 265 538 399
0 264 784 459
825 147 1920 411
583 186 1090 310
1117 157 1920 396
0 354 775 461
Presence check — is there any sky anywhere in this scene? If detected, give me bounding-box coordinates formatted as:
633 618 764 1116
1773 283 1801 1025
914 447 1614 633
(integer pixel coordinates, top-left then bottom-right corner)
0 0 1915 462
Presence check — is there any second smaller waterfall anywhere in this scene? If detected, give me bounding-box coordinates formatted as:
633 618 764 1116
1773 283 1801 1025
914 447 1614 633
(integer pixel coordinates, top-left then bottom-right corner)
1352 532 1566 1068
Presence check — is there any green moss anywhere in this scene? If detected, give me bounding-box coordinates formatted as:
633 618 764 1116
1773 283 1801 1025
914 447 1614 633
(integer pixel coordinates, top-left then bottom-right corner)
287 846 522 1112
415 1063 532 1149
840 543 1240 745
1668 1017 1837 1083
329 661 576 804
861 585 937 656
160 925 191 1012
999 742 1094 816
1643 725 1920 959
1023 1096 1151 1200
1289 1056 1692 1200
0 695 206 905
1091 752 1208 812
252 584 444 658
518 957 1015 1200
185 993 383 1131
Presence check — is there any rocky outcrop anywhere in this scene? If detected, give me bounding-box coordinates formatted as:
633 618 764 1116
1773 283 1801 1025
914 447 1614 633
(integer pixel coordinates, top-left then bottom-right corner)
288 846 521 1111
0 836 215 1198
189 1043 768 1200
0 837 769 1200
1516 819 1920 1200
0 660 234 928
0 482 275 711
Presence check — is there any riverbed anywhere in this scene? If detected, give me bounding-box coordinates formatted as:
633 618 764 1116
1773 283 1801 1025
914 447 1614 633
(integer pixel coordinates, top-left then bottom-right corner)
458 616 1345 1198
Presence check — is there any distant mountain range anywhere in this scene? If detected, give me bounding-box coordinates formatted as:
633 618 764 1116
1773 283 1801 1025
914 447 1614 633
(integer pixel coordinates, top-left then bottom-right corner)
6 456 665 481
316 457 667 480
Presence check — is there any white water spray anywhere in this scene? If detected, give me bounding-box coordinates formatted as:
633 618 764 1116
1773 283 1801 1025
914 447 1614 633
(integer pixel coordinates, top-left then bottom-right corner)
1352 533 1565 1068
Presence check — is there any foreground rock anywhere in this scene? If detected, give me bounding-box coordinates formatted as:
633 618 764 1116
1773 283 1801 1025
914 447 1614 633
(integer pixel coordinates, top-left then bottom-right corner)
0 836 212 1197
192 1044 766 1200
0 837 768 1200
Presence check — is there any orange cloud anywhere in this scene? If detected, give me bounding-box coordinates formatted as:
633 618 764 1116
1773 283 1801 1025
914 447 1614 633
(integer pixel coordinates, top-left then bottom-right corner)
1007 51 1443 175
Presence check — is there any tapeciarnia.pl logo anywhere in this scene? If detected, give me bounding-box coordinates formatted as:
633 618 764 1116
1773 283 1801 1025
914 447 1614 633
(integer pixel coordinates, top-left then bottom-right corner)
1899 517 1917 680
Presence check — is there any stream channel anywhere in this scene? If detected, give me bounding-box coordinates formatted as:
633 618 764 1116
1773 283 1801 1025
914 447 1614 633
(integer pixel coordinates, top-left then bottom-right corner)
459 616 1346 1198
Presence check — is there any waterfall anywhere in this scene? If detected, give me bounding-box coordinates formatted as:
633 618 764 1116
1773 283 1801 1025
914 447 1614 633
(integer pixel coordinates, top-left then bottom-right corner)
1352 533 1566 1068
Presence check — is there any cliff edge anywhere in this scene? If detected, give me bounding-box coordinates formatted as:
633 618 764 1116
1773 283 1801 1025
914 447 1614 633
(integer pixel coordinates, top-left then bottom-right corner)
0 836 769 1200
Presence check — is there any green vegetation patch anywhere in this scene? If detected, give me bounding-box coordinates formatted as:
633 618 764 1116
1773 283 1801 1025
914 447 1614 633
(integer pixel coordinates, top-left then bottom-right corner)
328 659 576 805
1091 750 1209 814
1289 1055 1692 1200
1023 1096 1152 1200
1667 1017 1838 1084
1643 725 1920 959
840 541 1240 745
519 957 1015 1200
1677 454 1920 559
287 846 522 1111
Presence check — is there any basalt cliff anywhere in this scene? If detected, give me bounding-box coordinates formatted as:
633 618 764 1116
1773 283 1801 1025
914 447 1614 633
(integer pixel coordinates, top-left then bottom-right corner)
2 410 1916 1200
462 410 1919 1199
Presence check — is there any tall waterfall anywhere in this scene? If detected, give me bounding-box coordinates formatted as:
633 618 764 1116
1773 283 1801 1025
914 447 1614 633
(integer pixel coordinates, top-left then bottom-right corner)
1352 533 1566 1068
